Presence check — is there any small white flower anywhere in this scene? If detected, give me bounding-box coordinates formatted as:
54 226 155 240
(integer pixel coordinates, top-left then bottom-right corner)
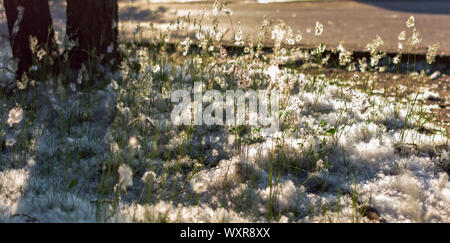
29 36 39 53
234 28 244 46
36 49 46 61
128 136 138 148
406 16 415 28
7 106 23 127
164 35 170 43
153 64 160 73
223 8 232 16
271 25 285 42
367 35 384 54
337 41 345 52
393 55 401 65
181 37 191 56
118 164 133 191
316 43 326 54
426 42 439 64
398 31 406 41
234 30 242 42
110 142 119 154
110 79 119 90
142 171 156 183
216 31 223 41
315 21 323 36
317 159 324 169
408 28 421 49
27 157 36 168
288 38 294 45
266 65 280 82
16 81 25 90
196 31 204 41
77 64 87 85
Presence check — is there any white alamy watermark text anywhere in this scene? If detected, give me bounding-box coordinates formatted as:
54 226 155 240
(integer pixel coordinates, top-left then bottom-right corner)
171 82 280 136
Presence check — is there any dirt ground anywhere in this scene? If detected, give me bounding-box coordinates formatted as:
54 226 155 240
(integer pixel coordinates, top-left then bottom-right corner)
0 0 449 54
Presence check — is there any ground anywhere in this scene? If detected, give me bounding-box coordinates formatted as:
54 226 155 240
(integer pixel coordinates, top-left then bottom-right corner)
1 0 450 53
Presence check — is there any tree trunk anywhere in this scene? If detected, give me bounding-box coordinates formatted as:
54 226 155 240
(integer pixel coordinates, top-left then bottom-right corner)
66 0 119 70
4 0 58 78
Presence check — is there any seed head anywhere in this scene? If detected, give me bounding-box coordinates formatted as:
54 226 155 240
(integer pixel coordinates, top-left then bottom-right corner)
426 42 439 64
315 21 323 36
406 16 415 28
118 164 133 191
408 28 421 49
398 31 406 41
223 8 232 16
393 54 401 65
295 33 303 43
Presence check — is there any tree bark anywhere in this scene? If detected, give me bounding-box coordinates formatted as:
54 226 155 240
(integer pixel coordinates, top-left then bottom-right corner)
66 0 119 70
4 0 58 78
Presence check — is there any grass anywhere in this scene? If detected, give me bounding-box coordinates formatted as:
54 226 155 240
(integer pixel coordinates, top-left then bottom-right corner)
0 0 448 223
